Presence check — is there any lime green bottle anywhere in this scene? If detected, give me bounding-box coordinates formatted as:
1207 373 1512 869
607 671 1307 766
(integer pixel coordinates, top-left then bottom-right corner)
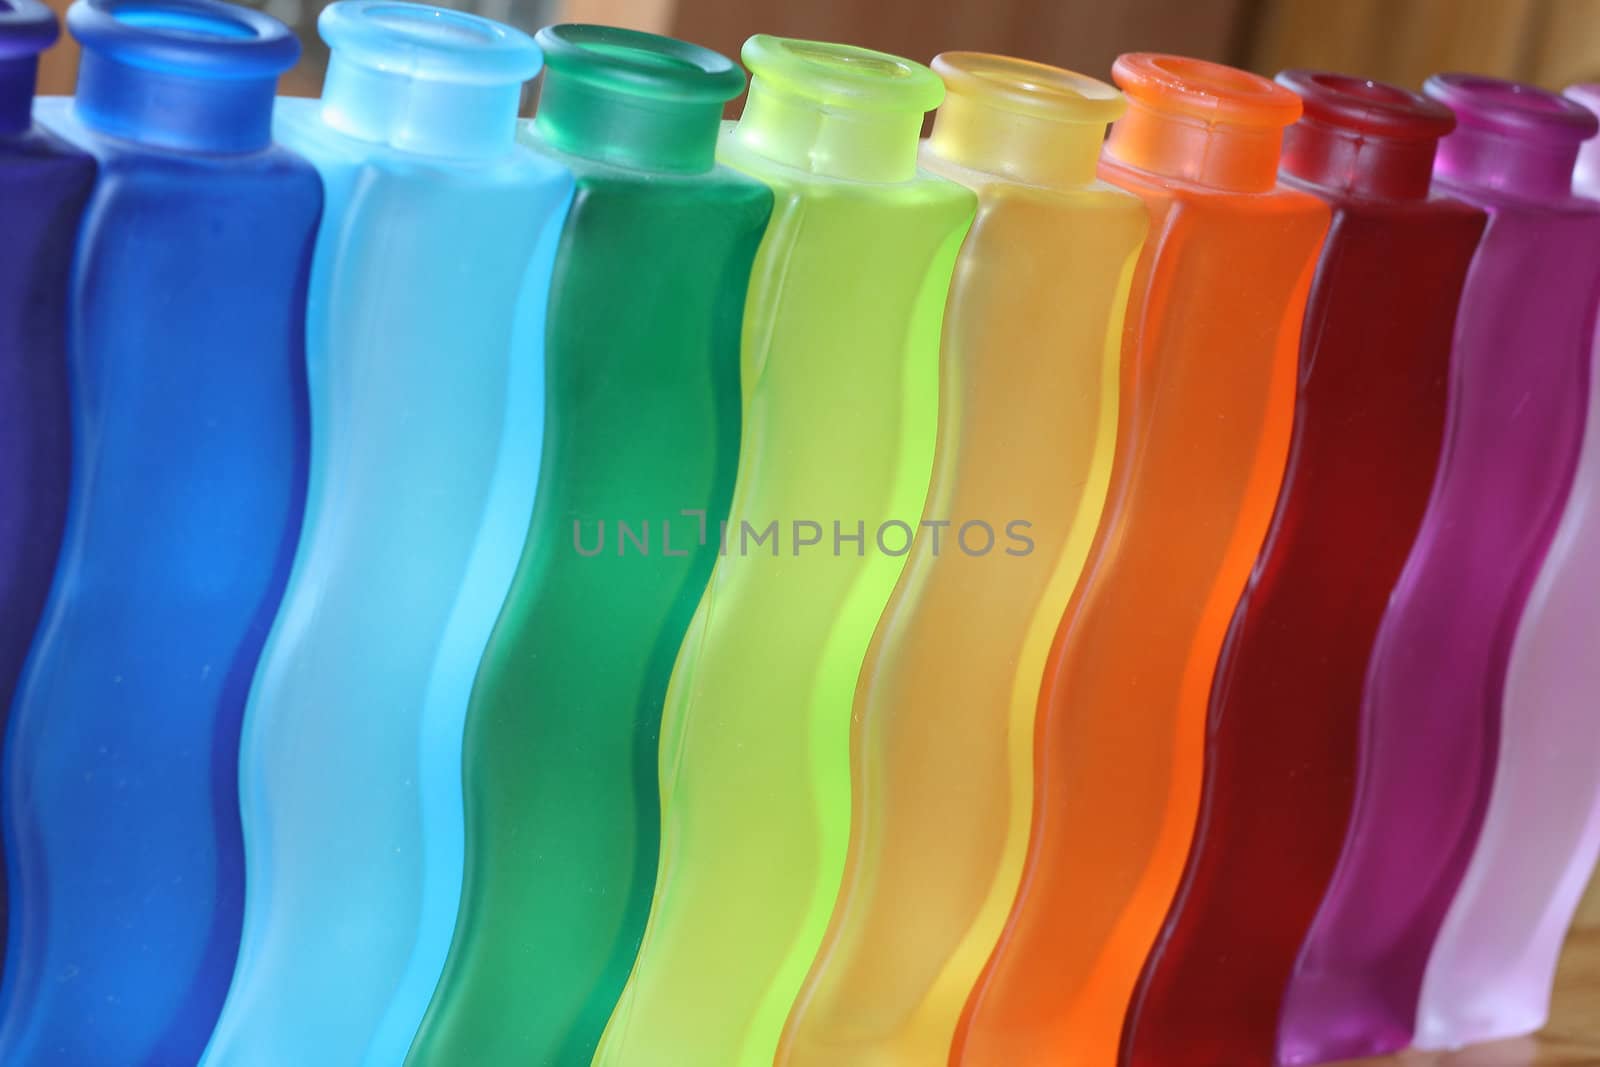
595 34 976 1067
404 25 772 1067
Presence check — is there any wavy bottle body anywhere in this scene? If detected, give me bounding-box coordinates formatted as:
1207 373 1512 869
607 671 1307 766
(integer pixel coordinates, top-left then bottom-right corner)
203 6 571 1065
0 0 94 970
0 2 316 1063
778 53 1145 1067
595 35 975 1067
954 54 1329 1067
1409 82 1600 1052
1120 73 1484 1067
407 26 770 1067
1279 76 1600 1065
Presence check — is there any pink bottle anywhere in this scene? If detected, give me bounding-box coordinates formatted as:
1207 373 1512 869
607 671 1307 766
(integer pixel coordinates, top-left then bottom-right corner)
1411 81 1600 1051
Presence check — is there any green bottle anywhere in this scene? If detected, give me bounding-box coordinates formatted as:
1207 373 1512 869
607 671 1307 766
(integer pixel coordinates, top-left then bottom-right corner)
595 35 977 1067
406 25 771 1067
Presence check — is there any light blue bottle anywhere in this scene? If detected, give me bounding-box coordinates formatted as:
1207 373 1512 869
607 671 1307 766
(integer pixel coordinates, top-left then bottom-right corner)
202 3 572 1065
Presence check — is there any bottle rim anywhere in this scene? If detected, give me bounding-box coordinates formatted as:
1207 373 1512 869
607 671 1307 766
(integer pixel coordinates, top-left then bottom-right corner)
933 51 1124 127
1114 53 1301 130
536 23 744 104
67 0 298 79
741 34 943 116
1277 70 1455 142
1424 72 1597 146
320 0 540 87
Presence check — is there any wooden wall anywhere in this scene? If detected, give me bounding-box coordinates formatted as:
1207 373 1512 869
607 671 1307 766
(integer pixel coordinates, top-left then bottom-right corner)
664 0 1248 87
1246 0 1600 91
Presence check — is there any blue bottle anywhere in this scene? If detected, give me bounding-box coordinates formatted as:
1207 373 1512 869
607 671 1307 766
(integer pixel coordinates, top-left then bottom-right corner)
0 1 318 1063
202 4 572 1064
0 0 94 973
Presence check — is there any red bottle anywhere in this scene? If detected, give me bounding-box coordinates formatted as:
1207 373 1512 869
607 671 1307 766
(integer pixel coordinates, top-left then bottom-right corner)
1118 72 1486 1067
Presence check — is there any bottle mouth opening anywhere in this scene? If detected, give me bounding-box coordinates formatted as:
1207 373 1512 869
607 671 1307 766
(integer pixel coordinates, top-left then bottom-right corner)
1305 72 1416 106
742 34 943 115
787 39 903 79
1278 70 1455 141
1425 73 1598 145
1115 52 1301 130
320 0 540 87
112 0 256 38
68 0 297 78
933 51 1124 126
0 0 59 60
363 3 497 45
536 23 743 103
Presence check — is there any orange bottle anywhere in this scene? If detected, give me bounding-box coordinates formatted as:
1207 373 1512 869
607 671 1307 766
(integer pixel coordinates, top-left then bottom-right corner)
953 54 1330 1066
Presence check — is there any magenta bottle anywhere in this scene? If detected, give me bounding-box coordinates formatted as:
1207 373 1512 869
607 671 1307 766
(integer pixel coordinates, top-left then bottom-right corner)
1278 75 1600 1065
1410 81 1600 1050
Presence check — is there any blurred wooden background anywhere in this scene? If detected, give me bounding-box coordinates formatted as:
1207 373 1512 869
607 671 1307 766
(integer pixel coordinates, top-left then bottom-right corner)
28 0 1600 1052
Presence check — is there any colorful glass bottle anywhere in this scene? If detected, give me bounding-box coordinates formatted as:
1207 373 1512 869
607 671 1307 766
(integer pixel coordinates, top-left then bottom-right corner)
1410 82 1600 1052
594 35 975 1067
1278 76 1600 1065
203 4 571 1064
954 54 1330 1067
0 0 94 971
406 25 771 1067
0 1 316 1062
1119 72 1485 1067
778 53 1146 1067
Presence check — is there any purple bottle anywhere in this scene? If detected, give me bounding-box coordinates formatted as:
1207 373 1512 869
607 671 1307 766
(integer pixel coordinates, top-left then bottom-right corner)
0 0 94 962
1278 76 1600 1065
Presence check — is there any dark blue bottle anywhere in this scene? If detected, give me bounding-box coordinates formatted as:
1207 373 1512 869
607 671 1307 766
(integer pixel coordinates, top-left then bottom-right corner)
0 0 94 976
0 1 320 1062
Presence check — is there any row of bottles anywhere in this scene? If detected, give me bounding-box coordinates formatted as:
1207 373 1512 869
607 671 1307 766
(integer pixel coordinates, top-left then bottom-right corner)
2 0 1598 1065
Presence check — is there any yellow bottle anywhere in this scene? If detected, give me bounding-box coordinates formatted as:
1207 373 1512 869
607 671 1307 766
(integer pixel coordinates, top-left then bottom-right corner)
777 54 1147 1067
593 36 976 1067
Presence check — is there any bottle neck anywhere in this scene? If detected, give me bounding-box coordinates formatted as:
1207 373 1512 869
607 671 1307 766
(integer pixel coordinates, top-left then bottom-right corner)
536 72 721 172
66 0 298 154
729 36 943 184
0 55 34 134
1 0 63 137
1281 119 1439 198
1103 54 1300 194
733 80 919 182
925 53 1121 187
316 1 541 160
1273 71 1455 200
1425 74 1595 201
531 25 744 175
1434 123 1581 200
321 55 521 158
76 50 279 152
1106 99 1284 192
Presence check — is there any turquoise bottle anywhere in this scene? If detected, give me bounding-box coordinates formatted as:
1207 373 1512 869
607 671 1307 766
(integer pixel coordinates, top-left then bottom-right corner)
407 25 771 1067
203 3 572 1065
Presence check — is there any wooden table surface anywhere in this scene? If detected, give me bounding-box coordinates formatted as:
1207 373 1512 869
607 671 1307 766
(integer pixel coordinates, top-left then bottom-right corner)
1333 925 1600 1067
